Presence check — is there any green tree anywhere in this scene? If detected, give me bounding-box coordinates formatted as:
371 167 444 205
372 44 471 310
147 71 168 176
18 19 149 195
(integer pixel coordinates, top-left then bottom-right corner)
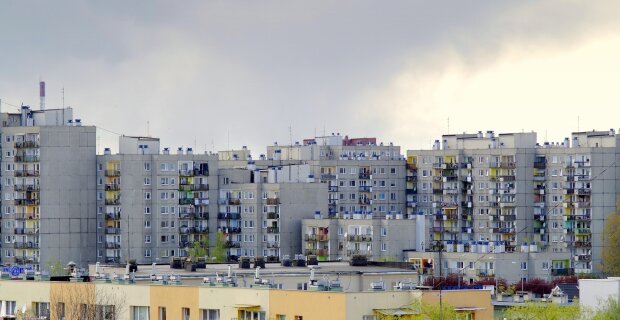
502 302 582 320
45 258 67 276
188 240 208 259
601 197 620 276
210 231 227 263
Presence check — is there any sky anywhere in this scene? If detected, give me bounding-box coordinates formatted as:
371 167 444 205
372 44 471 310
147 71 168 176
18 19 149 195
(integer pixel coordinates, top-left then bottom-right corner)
1 1 619 155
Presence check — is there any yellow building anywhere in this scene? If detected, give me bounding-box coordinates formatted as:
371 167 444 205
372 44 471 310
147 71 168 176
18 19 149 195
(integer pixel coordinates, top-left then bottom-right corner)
0 279 492 320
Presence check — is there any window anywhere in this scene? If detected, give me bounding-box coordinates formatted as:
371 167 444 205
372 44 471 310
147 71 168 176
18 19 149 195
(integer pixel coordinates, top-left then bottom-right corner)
520 261 528 270
381 227 387 236
144 163 151 171
144 207 151 214
381 243 387 251
132 306 150 320
144 220 151 228
144 177 151 185
182 307 190 320
159 307 167 320
145 235 151 243
542 261 549 270
4 300 16 317
144 249 151 258
239 310 266 320
33 302 50 318
144 192 151 200
201 309 220 320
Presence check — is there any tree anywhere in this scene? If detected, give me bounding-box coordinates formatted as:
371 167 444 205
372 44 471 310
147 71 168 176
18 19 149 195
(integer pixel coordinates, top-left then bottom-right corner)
601 198 620 276
502 302 582 320
188 240 208 259
50 282 126 320
210 231 227 263
44 258 67 276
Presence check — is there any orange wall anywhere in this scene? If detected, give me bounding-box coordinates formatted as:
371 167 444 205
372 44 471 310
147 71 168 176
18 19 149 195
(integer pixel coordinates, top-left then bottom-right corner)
150 285 199 320
421 290 493 320
269 290 346 319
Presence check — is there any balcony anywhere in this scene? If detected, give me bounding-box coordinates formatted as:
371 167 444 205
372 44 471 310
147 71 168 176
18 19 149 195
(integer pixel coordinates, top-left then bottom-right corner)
105 183 121 191
304 234 328 241
105 198 121 205
305 249 328 256
406 188 417 195
359 186 372 192
533 174 546 181
576 228 591 235
267 213 279 220
15 170 40 177
576 189 591 195
328 186 338 192
15 257 39 264
217 213 241 220
14 198 40 206
267 227 279 234
105 227 121 235
13 184 40 192
225 241 241 248
105 213 121 220
576 254 592 262
14 228 38 235
499 162 516 169
358 172 371 179
14 155 40 163
551 268 574 276
105 242 121 249
347 234 372 242
178 169 195 177
13 241 39 249
179 198 193 205
218 227 241 234
534 161 546 169
321 174 336 180
266 198 280 205
267 242 280 249
105 170 121 177
194 198 209 206
358 198 371 205
476 269 495 277
573 241 592 248
14 141 39 149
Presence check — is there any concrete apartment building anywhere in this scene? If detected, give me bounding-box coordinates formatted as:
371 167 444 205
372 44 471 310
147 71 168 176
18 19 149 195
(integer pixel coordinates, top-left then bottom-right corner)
96 136 219 264
302 214 417 261
405 130 619 283
0 105 96 270
217 165 326 260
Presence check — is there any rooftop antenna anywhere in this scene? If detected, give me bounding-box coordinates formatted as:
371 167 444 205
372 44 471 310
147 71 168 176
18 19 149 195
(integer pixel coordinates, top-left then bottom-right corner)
147 121 150 137
39 80 46 110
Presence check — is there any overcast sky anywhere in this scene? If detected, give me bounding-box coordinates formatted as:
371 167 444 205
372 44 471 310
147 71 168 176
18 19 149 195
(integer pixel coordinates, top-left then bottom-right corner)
1 1 619 155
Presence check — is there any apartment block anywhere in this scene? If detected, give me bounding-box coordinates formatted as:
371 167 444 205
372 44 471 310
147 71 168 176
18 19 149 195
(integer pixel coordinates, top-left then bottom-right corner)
406 130 619 282
302 213 417 261
0 106 96 270
96 136 218 264
218 165 326 261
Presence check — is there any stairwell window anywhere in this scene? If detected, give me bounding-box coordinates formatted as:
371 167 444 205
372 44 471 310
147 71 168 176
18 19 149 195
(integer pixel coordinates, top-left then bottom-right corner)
182 307 190 320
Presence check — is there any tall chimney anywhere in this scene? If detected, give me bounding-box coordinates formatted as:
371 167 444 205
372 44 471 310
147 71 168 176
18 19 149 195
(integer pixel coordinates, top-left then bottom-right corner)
39 81 46 110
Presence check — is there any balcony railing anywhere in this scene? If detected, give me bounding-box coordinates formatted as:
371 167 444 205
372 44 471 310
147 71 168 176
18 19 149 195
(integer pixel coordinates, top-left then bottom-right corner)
14 155 40 162
14 228 38 235
179 198 193 205
105 184 121 191
321 174 336 180
267 213 279 220
267 227 279 234
551 268 574 276
13 184 40 192
105 242 121 249
104 170 121 177
266 198 280 205
359 172 371 179
476 269 495 277
347 234 372 242
15 170 40 177
105 227 121 234
105 198 121 205
106 213 121 220
359 186 372 192
178 169 195 177
304 234 329 241
217 213 241 220
13 241 39 249
14 198 40 206
14 141 39 148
